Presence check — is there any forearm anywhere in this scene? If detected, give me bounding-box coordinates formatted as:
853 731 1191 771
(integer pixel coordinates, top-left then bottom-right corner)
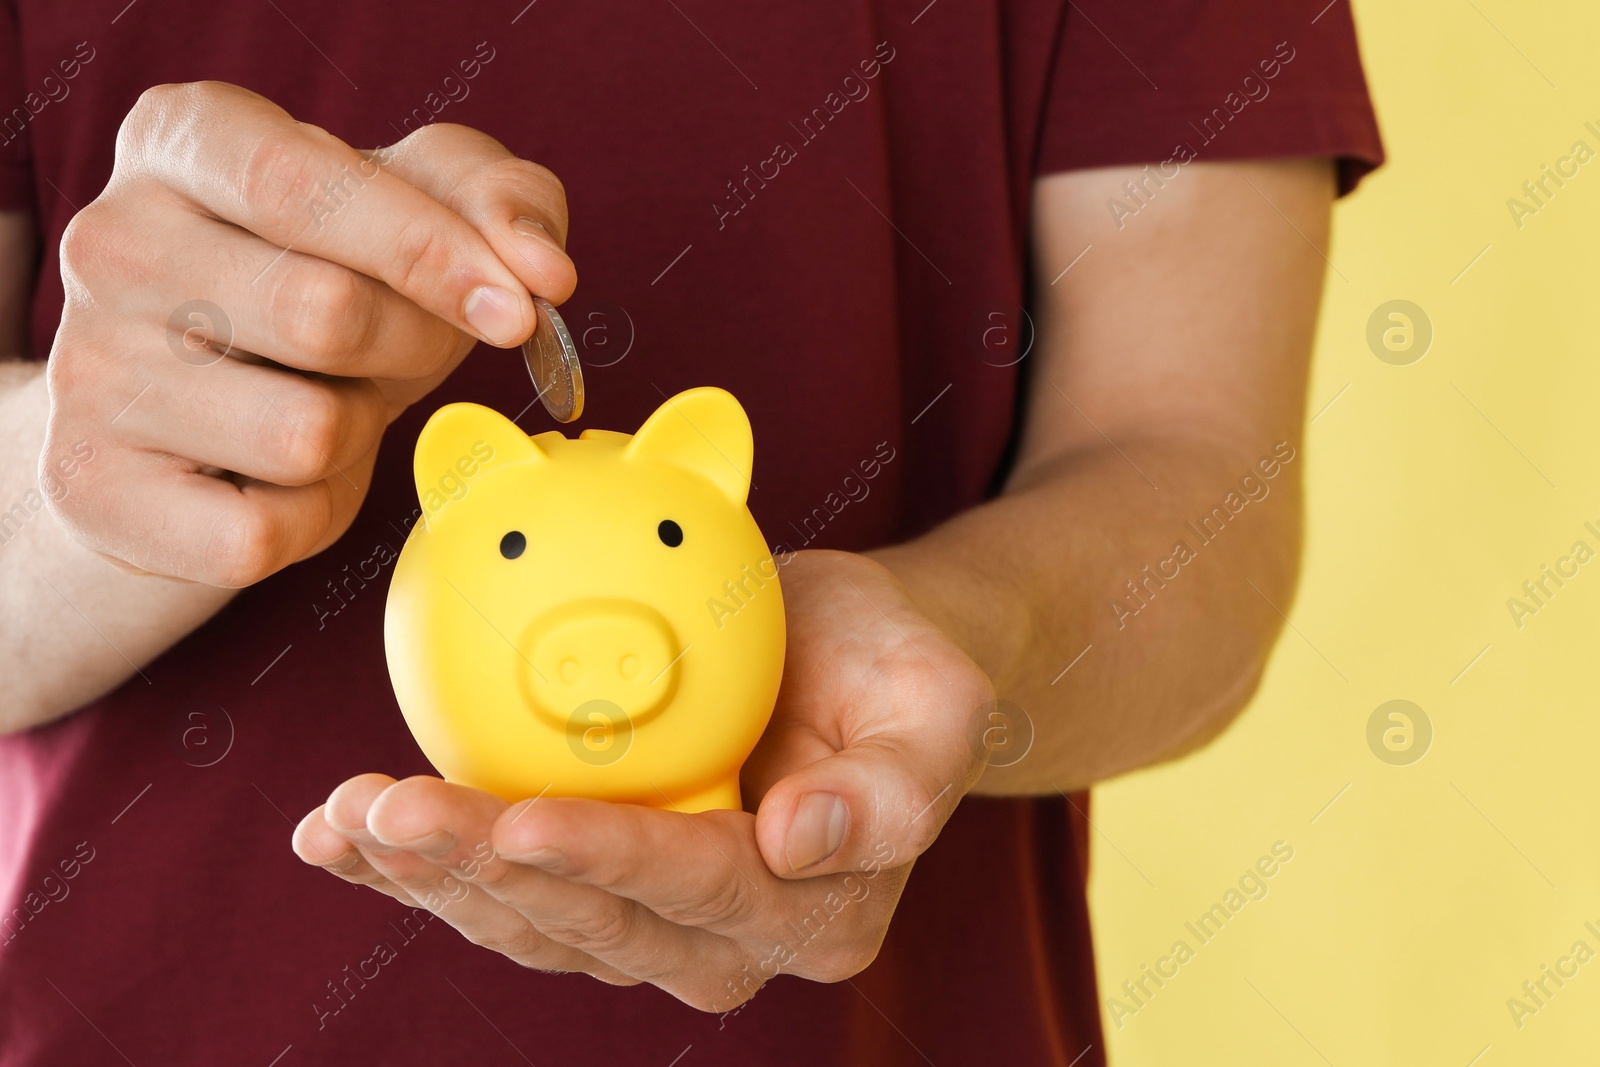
0 362 235 733
875 432 1300 794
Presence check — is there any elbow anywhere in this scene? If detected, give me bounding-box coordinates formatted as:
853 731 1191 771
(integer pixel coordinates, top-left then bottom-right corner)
1162 542 1304 762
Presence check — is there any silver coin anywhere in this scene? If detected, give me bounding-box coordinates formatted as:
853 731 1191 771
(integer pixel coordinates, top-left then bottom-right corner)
523 297 584 423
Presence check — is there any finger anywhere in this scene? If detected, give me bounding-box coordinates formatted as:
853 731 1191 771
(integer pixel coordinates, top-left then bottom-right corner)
122 82 538 347
111 343 387 487
330 776 629 981
368 124 576 305
493 798 793 942
40 424 358 587
101 209 466 380
479 799 754 1004
750 616 993 880
293 804 423 908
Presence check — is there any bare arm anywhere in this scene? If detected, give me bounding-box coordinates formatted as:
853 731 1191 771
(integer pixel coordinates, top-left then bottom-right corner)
285 156 1337 1010
878 156 1332 793
0 83 578 734
2 213 230 728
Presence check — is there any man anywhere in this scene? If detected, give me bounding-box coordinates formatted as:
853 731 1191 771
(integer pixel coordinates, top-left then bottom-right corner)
0 1 1381 1063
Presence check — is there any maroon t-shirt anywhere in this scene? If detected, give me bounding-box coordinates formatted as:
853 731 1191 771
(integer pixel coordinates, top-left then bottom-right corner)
0 2 1382 1063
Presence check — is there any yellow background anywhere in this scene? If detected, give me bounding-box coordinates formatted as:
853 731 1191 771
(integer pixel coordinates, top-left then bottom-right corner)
1089 1 1600 1063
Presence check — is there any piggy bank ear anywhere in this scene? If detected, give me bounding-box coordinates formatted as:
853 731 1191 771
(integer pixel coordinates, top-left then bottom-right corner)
413 403 544 517
625 387 752 505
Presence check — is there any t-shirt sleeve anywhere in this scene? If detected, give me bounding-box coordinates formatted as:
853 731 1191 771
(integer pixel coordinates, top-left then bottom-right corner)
1036 0 1384 196
0 0 34 213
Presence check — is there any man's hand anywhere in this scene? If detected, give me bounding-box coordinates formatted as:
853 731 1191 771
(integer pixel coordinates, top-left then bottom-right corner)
293 550 994 1010
43 81 575 586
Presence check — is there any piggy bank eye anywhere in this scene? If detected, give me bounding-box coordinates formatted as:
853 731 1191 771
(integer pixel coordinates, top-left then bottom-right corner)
657 520 683 548
500 531 527 560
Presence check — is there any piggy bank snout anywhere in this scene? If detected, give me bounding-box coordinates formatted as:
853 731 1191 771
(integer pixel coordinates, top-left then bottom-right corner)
522 600 681 728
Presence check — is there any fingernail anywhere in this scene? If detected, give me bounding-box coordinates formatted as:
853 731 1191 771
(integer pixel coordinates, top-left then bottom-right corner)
463 284 524 346
785 792 848 873
511 215 563 251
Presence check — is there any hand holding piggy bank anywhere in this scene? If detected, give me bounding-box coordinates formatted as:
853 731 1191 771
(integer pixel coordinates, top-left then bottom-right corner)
385 387 785 813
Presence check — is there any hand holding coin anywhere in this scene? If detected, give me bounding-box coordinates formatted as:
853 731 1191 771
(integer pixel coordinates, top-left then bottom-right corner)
523 297 585 423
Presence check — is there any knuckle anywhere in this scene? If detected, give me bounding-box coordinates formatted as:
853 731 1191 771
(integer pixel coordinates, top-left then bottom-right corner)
241 129 327 238
35 437 91 524
659 875 753 930
259 383 345 484
481 157 567 235
116 82 231 175
387 216 455 298
118 82 186 145
472 924 548 964
458 854 514 890
392 121 452 155
539 902 635 954
56 207 119 284
45 335 122 415
43 337 90 399
272 260 376 361
485 156 563 199
202 504 281 588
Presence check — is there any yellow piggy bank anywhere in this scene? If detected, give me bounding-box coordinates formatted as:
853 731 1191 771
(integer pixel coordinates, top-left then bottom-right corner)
384 387 785 813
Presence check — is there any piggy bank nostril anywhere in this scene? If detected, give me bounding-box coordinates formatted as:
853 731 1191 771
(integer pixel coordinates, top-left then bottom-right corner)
559 658 582 685
619 654 640 680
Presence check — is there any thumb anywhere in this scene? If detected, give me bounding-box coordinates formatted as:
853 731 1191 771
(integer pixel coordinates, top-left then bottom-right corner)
751 722 983 880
